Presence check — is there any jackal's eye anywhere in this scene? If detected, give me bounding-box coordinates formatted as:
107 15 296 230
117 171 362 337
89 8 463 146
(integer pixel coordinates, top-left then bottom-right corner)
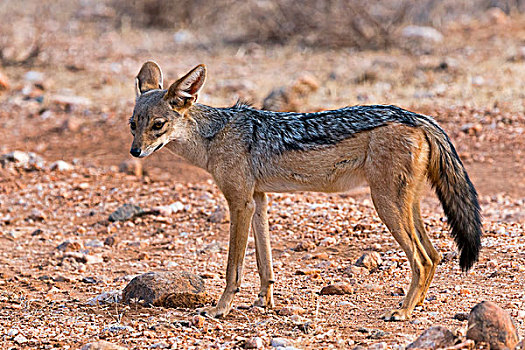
152 120 165 130
129 121 136 131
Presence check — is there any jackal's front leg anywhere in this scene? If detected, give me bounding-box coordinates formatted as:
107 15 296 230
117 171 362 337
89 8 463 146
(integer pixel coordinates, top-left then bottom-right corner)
252 192 275 308
197 196 255 318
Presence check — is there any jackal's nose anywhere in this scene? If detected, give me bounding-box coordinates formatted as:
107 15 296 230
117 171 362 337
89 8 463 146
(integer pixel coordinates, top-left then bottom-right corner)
130 148 141 157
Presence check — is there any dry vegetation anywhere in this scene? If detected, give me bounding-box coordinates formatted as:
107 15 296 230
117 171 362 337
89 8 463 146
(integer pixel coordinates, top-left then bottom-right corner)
0 1 524 349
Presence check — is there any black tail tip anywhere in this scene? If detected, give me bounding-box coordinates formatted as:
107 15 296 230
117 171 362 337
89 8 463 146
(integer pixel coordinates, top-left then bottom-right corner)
459 244 480 272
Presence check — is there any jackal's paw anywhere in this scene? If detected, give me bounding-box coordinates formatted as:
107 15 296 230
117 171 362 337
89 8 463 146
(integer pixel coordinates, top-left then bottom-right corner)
196 306 229 318
383 308 410 322
253 295 274 309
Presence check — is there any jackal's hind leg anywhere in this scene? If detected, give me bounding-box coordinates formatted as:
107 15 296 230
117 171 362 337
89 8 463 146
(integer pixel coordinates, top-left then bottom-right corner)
365 145 433 320
370 191 433 321
412 201 441 305
252 192 275 308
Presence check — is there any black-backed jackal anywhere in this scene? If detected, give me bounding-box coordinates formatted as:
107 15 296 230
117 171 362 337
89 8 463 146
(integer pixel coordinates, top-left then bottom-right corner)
128 61 482 321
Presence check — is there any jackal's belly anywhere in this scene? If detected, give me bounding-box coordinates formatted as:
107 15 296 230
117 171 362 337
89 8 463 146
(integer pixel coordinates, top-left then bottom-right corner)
253 135 369 193
255 170 366 193
254 152 367 193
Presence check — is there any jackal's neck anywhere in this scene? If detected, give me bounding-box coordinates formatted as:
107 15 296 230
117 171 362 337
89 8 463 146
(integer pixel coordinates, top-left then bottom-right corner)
166 104 231 171
188 104 232 139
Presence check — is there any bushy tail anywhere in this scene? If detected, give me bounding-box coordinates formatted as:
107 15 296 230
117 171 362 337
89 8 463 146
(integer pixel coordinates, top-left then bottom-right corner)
420 118 482 271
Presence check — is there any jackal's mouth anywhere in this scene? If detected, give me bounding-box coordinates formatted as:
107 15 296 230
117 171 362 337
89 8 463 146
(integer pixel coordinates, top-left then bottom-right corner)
151 141 169 154
154 143 164 152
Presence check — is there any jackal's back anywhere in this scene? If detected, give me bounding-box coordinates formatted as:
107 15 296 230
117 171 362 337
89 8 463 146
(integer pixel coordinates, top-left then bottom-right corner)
226 104 428 156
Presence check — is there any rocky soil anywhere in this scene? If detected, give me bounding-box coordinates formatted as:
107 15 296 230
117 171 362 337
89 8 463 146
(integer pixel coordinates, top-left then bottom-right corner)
0 2 524 349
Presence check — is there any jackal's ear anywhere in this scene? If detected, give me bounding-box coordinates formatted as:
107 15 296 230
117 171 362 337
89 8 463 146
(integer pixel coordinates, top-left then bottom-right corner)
135 61 163 97
164 64 206 109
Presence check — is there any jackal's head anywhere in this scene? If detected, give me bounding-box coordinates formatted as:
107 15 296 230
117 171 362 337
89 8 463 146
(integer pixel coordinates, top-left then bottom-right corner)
129 61 206 158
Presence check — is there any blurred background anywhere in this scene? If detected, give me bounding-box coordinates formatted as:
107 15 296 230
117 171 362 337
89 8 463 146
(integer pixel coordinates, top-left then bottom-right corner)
0 0 524 194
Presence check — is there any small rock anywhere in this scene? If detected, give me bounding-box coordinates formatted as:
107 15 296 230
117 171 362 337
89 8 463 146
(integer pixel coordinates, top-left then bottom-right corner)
466 301 519 350
358 327 371 333
1 151 28 167
369 243 382 251
119 159 143 177
296 320 312 334
7 328 19 336
410 317 431 326
401 25 443 42
84 254 104 264
355 251 382 270
368 342 387 350
14 334 28 344
454 312 470 321
31 229 43 236
50 160 74 171
344 265 369 276
486 7 508 25
108 204 144 222
53 275 72 282
407 326 457 349
314 260 335 268
320 236 337 246
191 315 204 328
102 324 133 333
122 271 209 308
61 116 83 132
352 346 367 350
57 240 83 252
337 300 354 307
262 74 319 112
27 208 47 221
278 306 306 316
85 239 104 248
82 276 98 284
24 71 44 83
270 337 290 348
3 151 46 170
208 206 227 223
294 268 320 276
368 329 389 339
445 340 475 350
0 71 9 91
51 94 91 107
104 236 117 247
153 202 184 216
486 260 498 269
442 250 457 262
291 74 319 95
313 252 329 260
461 123 483 136
138 252 149 260
245 337 263 349
77 182 90 190
471 76 485 87
87 290 122 305
200 272 219 279
320 282 354 295
391 286 405 296
199 242 223 254
173 29 195 44
293 240 316 252
514 46 525 61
